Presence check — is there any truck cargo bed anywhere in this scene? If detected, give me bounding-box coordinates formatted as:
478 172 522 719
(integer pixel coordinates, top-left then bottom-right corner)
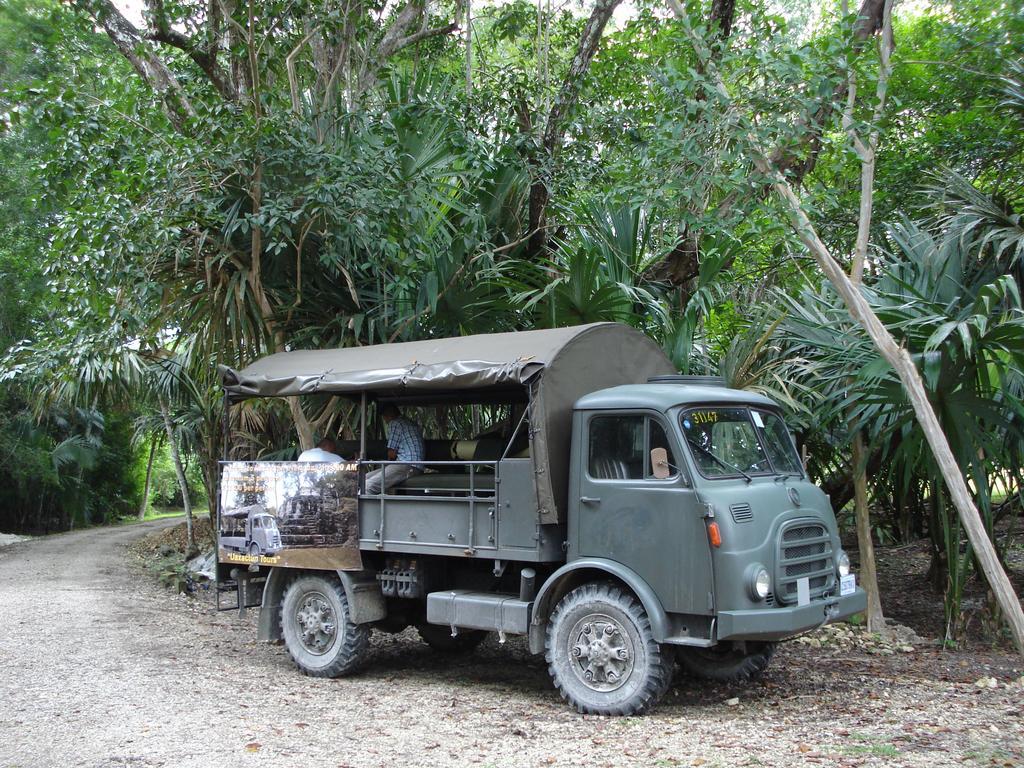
357 458 564 562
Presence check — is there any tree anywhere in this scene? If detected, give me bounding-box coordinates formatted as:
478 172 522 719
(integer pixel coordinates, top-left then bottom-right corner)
782 215 1024 642
672 3 1024 653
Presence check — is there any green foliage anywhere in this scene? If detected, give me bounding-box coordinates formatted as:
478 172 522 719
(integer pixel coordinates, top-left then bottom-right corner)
0 400 142 531
811 0 1024 252
0 0 146 532
0 0 1020 654
779 208 1024 642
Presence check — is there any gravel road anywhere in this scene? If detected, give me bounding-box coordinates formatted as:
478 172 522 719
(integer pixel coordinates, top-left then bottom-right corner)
1 522 1022 768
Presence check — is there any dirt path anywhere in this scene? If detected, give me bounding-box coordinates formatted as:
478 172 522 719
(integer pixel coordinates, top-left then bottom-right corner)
1 523 1022 768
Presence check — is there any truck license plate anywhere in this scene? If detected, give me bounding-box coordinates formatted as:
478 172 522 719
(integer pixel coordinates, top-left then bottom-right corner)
840 574 856 596
797 577 810 606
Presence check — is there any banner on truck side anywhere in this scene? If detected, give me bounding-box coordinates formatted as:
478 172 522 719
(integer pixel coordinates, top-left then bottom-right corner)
218 461 362 571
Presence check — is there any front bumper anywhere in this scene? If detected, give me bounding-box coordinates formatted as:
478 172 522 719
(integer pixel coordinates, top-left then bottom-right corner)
715 587 867 641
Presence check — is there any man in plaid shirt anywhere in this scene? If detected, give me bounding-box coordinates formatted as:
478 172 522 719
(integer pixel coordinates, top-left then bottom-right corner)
364 403 425 494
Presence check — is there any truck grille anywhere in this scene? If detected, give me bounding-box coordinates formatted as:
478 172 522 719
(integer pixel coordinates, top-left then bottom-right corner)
775 521 834 604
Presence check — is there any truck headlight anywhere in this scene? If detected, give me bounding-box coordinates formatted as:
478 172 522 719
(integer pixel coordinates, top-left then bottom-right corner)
837 550 851 577
747 565 771 601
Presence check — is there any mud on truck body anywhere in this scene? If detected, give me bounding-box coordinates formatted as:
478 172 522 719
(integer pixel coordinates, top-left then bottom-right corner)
215 322 865 715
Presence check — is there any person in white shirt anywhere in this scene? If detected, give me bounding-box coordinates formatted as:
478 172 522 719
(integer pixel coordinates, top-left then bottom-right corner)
297 438 343 462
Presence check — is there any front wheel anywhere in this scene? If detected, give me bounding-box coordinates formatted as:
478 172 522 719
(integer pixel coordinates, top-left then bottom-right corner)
280 574 370 677
545 583 673 715
676 641 776 683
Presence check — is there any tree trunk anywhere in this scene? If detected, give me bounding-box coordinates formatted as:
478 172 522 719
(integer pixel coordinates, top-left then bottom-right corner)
852 432 885 631
159 396 197 557
137 437 158 521
74 0 196 128
71 399 100 531
202 456 218 529
525 0 623 258
926 480 948 590
290 396 316 451
761 171 1024 654
243 143 315 453
465 0 472 100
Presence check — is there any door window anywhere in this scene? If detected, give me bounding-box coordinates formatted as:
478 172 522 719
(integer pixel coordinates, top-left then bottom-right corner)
588 415 678 481
589 415 643 479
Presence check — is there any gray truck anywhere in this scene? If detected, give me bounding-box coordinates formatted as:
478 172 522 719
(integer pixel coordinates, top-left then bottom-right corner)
217 322 865 715
219 504 283 557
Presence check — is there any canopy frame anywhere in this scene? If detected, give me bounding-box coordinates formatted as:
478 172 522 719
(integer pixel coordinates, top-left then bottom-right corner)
220 323 676 523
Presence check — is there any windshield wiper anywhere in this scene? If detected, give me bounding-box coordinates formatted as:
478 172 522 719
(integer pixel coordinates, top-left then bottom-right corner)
687 440 752 483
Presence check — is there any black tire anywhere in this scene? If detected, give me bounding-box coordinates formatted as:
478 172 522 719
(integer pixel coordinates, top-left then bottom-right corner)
248 542 261 556
545 582 673 716
676 641 776 683
280 574 371 677
417 623 488 653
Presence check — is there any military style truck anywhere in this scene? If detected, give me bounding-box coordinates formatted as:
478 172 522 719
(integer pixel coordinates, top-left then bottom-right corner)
217 323 865 715
219 504 283 557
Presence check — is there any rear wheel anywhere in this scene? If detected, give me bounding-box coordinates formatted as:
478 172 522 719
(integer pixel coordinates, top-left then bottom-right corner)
545 583 673 715
417 623 488 653
676 641 776 683
281 574 370 677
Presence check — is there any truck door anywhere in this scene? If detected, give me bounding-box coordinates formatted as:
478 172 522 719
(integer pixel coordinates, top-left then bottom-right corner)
575 411 713 616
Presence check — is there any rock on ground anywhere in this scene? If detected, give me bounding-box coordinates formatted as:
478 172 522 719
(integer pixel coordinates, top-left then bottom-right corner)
0 522 1022 768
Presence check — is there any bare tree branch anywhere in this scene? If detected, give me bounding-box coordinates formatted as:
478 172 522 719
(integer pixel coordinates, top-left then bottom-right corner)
141 0 238 100
526 0 623 257
709 0 736 39
353 0 466 95
286 27 321 114
72 0 196 128
771 0 886 184
389 13 463 53
851 0 895 279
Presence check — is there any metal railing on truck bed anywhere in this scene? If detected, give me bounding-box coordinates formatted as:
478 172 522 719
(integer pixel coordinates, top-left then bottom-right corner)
356 458 564 562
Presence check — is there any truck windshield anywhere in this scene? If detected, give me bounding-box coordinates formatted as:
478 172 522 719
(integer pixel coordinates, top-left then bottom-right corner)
752 410 804 477
680 407 801 479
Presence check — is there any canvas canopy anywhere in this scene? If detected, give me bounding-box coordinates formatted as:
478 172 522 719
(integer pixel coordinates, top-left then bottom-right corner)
220 323 675 523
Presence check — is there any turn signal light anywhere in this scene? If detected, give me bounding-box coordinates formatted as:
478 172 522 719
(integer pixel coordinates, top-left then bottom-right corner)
707 521 722 548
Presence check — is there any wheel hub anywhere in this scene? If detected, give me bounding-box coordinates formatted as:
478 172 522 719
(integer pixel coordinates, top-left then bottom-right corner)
567 613 634 692
294 592 337 655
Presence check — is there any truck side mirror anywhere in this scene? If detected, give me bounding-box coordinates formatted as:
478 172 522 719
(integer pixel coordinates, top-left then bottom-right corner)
650 447 671 480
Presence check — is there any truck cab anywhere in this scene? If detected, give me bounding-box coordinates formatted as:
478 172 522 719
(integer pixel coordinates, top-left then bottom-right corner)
570 380 856 645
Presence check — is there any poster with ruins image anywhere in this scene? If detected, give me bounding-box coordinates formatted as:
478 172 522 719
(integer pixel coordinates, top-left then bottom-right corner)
218 461 362 571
